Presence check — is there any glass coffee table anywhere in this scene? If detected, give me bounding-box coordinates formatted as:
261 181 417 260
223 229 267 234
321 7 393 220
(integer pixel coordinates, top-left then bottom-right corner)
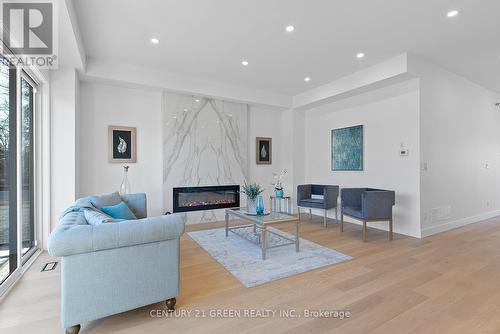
225 208 300 260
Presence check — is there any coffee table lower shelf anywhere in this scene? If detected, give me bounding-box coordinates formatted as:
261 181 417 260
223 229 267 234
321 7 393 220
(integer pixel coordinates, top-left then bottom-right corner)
229 224 297 248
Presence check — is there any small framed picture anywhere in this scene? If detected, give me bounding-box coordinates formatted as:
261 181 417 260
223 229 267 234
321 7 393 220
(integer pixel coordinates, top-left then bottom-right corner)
256 137 272 165
108 126 137 163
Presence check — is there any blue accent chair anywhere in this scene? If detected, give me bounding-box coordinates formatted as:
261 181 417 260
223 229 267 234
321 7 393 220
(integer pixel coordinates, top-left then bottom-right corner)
340 188 395 242
297 184 339 227
48 193 185 334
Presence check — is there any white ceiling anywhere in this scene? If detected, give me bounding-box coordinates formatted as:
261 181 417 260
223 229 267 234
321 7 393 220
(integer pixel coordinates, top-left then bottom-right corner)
73 0 500 95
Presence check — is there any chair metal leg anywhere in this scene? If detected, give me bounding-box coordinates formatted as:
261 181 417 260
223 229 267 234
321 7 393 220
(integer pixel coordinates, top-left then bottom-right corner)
323 209 327 227
261 227 267 260
389 219 393 241
340 213 344 232
298 207 301 220
295 222 300 252
335 207 338 223
362 221 367 242
309 209 312 221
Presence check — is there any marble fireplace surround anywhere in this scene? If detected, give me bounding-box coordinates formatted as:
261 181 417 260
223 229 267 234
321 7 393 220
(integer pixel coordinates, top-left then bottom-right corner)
162 92 248 224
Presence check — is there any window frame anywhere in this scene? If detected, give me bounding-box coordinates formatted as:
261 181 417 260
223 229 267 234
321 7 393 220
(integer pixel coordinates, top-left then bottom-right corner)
19 71 38 264
0 43 43 298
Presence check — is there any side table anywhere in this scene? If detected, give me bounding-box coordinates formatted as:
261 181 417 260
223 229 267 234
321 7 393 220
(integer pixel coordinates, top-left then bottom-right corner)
270 196 292 214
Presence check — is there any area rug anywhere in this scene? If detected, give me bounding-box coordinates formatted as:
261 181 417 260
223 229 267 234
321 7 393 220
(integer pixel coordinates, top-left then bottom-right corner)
188 227 353 288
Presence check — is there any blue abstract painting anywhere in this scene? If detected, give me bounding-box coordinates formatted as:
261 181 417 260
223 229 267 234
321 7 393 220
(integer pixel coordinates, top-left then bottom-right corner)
331 125 364 171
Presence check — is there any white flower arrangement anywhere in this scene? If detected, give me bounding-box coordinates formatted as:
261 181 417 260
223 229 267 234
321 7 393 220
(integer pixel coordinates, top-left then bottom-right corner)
271 169 287 191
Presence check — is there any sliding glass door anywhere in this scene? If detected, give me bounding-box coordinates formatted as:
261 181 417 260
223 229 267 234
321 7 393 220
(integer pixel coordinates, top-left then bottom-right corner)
21 75 35 258
0 56 38 289
0 56 17 285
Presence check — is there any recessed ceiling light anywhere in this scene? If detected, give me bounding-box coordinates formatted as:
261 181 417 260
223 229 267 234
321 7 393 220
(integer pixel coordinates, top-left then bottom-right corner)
286 25 295 32
183 108 188 112
447 10 459 17
356 52 365 59
194 99 200 102
304 77 311 82
151 37 159 44
241 60 249 66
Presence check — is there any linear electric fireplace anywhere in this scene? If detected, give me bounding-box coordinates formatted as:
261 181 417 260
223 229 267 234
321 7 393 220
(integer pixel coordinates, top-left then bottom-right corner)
173 185 240 213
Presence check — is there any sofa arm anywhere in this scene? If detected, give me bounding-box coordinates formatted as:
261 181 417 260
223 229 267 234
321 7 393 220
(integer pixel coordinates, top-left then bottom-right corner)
323 186 339 209
297 185 311 204
362 191 395 220
48 214 185 257
341 188 364 208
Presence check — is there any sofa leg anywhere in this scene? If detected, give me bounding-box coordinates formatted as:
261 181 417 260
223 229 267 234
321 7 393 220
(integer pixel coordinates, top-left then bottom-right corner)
340 213 344 232
389 219 393 241
166 298 177 312
65 325 80 334
362 221 367 242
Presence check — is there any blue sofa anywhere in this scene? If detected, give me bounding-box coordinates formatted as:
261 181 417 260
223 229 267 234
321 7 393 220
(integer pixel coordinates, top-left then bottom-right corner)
48 193 185 334
340 188 395 242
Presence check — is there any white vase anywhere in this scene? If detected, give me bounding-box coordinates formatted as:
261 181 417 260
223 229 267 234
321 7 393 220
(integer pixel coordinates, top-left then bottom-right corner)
247 197 257 214
119 166 131 195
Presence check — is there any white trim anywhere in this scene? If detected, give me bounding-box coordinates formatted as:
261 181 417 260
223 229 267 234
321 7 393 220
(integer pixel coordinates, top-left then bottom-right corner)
421 210 500 237
15 64 22 280
40 82 50 250
0 267 21 299
0 249 41 301
20 72 40 260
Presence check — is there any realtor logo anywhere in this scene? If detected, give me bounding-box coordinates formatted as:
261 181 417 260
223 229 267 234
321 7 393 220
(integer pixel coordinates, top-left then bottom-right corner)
0 1 57 68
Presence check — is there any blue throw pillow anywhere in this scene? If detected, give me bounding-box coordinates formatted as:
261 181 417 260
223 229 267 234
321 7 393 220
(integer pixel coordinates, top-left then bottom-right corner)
100 201 137 220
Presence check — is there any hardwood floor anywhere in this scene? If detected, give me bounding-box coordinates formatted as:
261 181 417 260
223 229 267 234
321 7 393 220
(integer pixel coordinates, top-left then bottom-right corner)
2 215 500 333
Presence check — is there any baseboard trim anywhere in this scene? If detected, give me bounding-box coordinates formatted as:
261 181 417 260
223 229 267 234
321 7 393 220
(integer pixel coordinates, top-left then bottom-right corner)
421 209 500 237
307 210 421 238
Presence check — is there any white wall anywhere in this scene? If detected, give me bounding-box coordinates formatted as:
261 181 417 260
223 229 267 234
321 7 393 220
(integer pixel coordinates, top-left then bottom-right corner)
78 82 164 216
76 83 290 221
48 53 500 241
50 68 78 230
411 57 500 236
248 106 285 202
304 80 421 237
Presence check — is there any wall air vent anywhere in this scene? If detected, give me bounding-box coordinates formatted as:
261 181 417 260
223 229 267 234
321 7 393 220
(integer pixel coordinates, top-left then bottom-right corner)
431 206 452 223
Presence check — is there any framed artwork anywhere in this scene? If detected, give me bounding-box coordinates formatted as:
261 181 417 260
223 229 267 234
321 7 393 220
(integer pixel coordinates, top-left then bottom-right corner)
256 137 272 165
331 125 363 171
108 126 137 163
